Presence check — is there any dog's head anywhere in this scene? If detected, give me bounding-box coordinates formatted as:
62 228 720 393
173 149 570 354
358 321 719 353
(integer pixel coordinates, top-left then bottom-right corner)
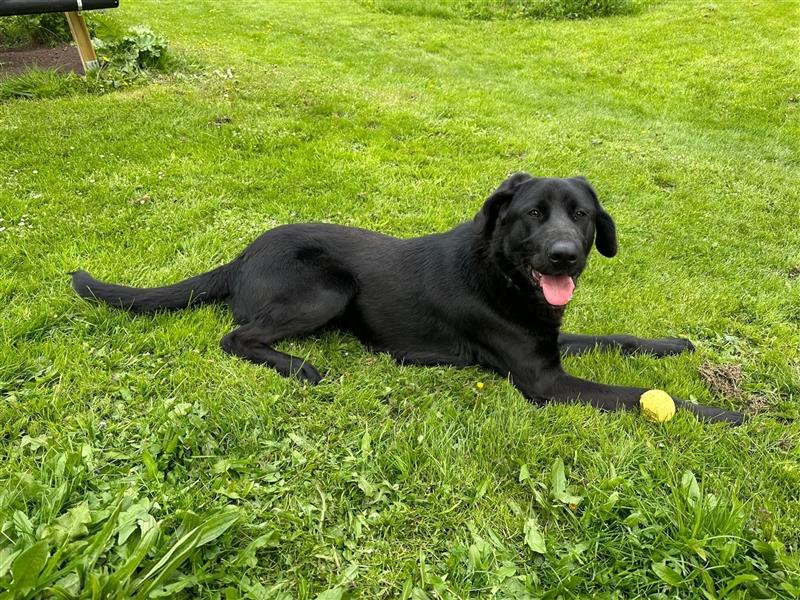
475 172 617 307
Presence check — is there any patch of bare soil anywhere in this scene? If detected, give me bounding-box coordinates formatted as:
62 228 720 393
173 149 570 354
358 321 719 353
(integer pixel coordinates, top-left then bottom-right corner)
0 43 83 77
699 362 743 398
746 393 770 415
699 361 774 414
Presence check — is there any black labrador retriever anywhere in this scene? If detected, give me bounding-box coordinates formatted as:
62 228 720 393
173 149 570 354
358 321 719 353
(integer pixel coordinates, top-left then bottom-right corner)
72 173 742 424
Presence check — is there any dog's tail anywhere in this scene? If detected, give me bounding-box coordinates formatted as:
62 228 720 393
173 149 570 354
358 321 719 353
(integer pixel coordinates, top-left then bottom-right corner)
71 264 232 313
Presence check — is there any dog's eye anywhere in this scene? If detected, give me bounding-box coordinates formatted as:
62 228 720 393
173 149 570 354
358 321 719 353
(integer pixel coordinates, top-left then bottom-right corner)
573 210 587 220
528 208 542 219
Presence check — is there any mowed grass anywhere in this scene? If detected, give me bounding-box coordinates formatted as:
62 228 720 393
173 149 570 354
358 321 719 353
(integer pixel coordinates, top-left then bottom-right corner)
1 0 800 597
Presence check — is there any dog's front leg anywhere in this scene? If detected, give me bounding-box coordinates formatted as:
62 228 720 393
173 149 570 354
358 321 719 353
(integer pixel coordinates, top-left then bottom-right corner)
512 366 743 425
558 333 694 357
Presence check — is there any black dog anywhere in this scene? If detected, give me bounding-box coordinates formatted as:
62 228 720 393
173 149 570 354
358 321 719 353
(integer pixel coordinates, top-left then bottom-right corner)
72 174 742 424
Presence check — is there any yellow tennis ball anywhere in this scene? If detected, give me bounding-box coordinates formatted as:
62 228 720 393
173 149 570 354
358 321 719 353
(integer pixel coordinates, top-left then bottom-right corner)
640 389 676 422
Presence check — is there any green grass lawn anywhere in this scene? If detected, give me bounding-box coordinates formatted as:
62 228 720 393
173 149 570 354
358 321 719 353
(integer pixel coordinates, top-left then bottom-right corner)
2 0 800 597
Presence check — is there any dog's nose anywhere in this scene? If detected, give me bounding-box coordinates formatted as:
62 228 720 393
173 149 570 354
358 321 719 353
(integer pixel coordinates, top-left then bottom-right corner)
548 241 580 266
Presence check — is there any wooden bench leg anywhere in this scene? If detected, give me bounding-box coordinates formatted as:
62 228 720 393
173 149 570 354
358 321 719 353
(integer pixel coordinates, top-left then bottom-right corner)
64 11 99 72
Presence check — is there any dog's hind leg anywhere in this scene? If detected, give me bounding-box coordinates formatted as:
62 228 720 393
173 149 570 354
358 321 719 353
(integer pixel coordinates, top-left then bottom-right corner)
221 287 351 384
558 333 694 357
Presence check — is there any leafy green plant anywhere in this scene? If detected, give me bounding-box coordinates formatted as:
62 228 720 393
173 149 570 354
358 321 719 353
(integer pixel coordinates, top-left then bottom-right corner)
0 13 77 48
526 0 647 19
0 22 189 101
0 480 239 597
93 26 172 75
361 0 658 20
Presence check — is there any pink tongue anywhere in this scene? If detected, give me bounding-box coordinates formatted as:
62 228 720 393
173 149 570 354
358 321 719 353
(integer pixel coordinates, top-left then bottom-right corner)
540 275 575 306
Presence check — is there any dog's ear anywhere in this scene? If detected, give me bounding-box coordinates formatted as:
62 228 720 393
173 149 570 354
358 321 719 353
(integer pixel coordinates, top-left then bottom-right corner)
595 209 617 257
476 172 534 234
572 177 617 257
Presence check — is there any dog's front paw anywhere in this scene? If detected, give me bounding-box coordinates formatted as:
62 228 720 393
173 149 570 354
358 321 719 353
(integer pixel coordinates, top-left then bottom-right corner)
695 406 744 426
675 398 743 425
649 337 695 357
